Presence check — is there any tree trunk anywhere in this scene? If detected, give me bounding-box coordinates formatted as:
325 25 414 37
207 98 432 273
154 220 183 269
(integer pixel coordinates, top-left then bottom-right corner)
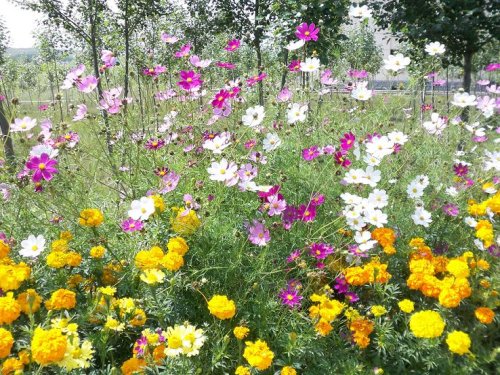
462 51 473 122
256 41 264 106
0 101 15 167
280 49 288 90
123 0 130 98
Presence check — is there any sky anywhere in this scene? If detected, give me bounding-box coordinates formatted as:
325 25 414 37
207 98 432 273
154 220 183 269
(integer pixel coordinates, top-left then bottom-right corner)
0 0 40 48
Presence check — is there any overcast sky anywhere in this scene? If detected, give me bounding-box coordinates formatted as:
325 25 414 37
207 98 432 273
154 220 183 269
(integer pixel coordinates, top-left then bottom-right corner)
0 0 40 48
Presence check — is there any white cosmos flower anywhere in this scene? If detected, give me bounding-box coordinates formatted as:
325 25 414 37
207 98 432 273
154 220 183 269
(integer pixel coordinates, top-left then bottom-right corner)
207 159 238 182
20 234 46 257
11 117 37 132
128 196 155 221
344 168 366 184
346 215 366 231
423 112 447 135
425 42 446 56
365 136 394 159
363 153 382 166
285 39 305 51
445 186 459 197
368 189 388 208
384 53 411 73
202 134 231 154
362 166 381 187
30 144 59 158
242 105 265 128
364 209 388 228
287 103 308 124
263 133 282 152
351 82 372 101
354 230 377 251
464 217 477 228
388 131 408 145
451 92 477 107
340 192 362 205
300 57 320 73
412 207 432 227
348 5 372 20
484 150 500 171
407 181 424 199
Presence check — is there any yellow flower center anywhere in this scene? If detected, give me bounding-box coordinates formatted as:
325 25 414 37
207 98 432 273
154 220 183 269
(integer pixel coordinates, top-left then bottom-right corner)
32 245 39 251
39 163 46 170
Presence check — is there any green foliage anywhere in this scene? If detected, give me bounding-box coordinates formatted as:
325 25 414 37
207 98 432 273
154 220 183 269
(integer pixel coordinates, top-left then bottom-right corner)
0 16 10 66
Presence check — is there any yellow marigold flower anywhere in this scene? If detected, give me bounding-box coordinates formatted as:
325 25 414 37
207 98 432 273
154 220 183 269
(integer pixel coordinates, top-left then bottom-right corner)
78 208 104 227
1 357 24 373
167 237 189 256
383 245 396 255
51 239 69 253
474 307 495 324
129 308 147 327
0 328 14 358
171 208 201 235
134 246 164 270
0 240 10 259
479 279 491 288
17 288 42 314
243 340 274 371
409 310 445 338
151 194 165 213
398 299 414 313
371 305 387 317
105 316 124 331
46 252 67 268
121 357 146 375
233 326 250 340
90 245 106 259
161 251 184 272
446 330 471 355
409 237 426 249
67 274 84 289
0 262 31 291
59 231 73 241
153 344 166 364
66 251 82 267
438 288 461 308
0 292 21 325
349 317 374 349
117 298 136 314
446 259 469 278
371 228 396 248
476 259 490 270
208 295 237 320
314 318 333 336
409 258 435 275
344 307 361 321
140 269 166 284
45 289 76 310
31 327 67 365
98 286 116 296
281 366 297 375
235 366 251 375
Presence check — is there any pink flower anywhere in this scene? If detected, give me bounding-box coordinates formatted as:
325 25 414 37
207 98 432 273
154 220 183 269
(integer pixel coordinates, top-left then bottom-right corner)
267 194 287 216
26 153 58 182
248 220 270 246
295 22 319 41
143 65 167 78
177 70 203 91
310 193 325 206
340 132 356 151
211 89 230 108
277 87 293 102
321 69 337 85
38 104 49 111
101 50 117 67
297 204 316 222
73 104 87 121
309 242 334 259
121 218 144 232
442 203 459 217
302 146 320 161
224 39 241 52
288 60 301 72
278 287 303 308
334 150 351 168
76 76 98 93
161 32 178 44
160 171 180 193
485 63 500 72
216 61 236 70
189 55 211 68
348 69 368 79
247 73 267 87
174 44 191 58
145 138 166 150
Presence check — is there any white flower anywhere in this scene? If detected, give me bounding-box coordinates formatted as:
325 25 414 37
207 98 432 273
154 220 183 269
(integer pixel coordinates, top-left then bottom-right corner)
346 215 366 231
340 192 362 205
451 92 477 107
484 150 500 171
285 39 305 51
11 117 37 132
263 133 282 152
207 159 238 182
407 181 424 199
414 175 430 188
425 42 446 56
362 166 381 187
368 189 389 208
351 82 372 101
388 131 408 145
287 103 308 124
300 57 320 73
20 235 46 257
364 209 388 228
30 144 59 158
383 53 411 73
344 168 366 184
128 196 155 221
202 134 231 154
365 136 394 159
445 186 459 197
354 231 377 251
363 154 382 166
348 4 372 20
412 207 432 227
423 112 447 135
464 217 477 228
242 105 265 128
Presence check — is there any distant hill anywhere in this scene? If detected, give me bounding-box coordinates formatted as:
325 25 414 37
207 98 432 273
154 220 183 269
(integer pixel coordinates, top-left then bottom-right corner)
6 47 39 58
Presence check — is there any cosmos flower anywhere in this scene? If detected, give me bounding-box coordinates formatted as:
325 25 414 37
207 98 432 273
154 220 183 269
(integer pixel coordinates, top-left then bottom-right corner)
248 220 270 246
295 23 319 42
278 287 303 308
26 153 58 182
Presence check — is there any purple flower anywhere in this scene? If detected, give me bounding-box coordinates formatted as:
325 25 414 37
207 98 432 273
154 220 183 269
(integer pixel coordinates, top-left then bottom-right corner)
278 287 303 308
442 203 459 216
310 193 325 207
277 87 293 102
174 44 191 58
286 249 301 263
177 70 203 91
348 69 368 79
288 60 301 72
26 153 58 182
334 275 348 294
224 39 241 52
121 218 144 232
340 132 356 151
295 22 319 42
302 146 320 161
334 151 351 168
160 171 180 193
297 204 317 222
485 63 500 72
145 138 166 150
309 242 334 259
345 292 359 304
348 244 368 258
267 194 287 216
216 61 236 70
248 220 270 246
134 336 148 356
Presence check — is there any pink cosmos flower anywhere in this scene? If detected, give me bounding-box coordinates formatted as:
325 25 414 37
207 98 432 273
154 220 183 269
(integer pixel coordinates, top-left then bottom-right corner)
224 39 241 52
309 242 334 259
145 138 166 150
340 132 356 151
267 194 287 216
177 70 203 91
248 220 270 246
247 73 267 87
121 218 144 232
26 153 58 182
76 76 98 93
288 60 301 72
297 204 317 222
295 22 319 41
161 32 178 44
453 163 468 177
279 287 303 308
302 146 320 161
38 104 49 111
433 79 446 86
174 44 191 58
211 89 230 108
442 203 459 217
0 95 6 102
277 87 293 102
160 171 180 193
216 61 236 70
143 65 167 78
485 63 500 72
334 150 351 168
348 69 368 79
310 193 325 206
321 69 337 85
73 104 87 121
286 249 301 263
189 55 211 68
101 50 117 67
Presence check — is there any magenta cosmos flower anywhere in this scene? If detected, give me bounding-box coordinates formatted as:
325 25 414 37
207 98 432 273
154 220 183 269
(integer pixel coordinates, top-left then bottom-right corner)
279 286 303 308
288 60 301 72
453 163 468 177
216 61 236 70
334 150 351 168
340 132 356 151
297 204 317 222
302 146 320 161
177 70 203 91
26 153 58 182
442 203 459 216
211 89 230 108
121 218 144 232
247 73 267 87
248 220 270 246
145 138 166 150
174 44 191 58
295 22 319 42
309 242 334 259
224 39 241 52
143 65 166 78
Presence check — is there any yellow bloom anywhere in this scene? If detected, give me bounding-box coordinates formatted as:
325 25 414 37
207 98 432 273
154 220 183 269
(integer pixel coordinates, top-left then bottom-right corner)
51 239 69 253
208 295 237 320
0 328 14 358
17 288 42 314
0 240 11 259
121 357 146 375
164 322 206 357
167 237 189 256
281 366 297 375
78 208 104 227
0 292 21 325
59 337 94 371
135 246 164 270
171 208 201 235
1 357 24 373
446 330 471 355
140 269 166 284
243 340 274 371
409 310 445 338
233 326 250 340
371 305 387 317
104 316 124 331
446 259 470 278
45 289 76 310
474 307 494 324
151 194 165 213
235 366 251 375
398 299 414 313
46 252 68 268
98 286 116 296
161 251 184 272
31 327 67 365
129 308 147 327
90 245 106 259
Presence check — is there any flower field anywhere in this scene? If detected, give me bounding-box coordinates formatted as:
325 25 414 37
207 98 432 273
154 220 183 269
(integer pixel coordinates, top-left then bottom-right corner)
0 3 499 375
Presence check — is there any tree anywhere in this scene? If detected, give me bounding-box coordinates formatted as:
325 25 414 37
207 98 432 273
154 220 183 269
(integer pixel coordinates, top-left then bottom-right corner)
370 0 500 93
0 16 14 167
